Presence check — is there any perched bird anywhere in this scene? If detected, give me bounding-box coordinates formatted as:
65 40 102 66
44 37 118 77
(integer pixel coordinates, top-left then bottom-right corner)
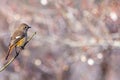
5 23 31 60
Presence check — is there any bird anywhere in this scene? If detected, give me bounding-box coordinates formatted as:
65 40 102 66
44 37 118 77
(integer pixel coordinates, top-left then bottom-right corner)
5 23 31 60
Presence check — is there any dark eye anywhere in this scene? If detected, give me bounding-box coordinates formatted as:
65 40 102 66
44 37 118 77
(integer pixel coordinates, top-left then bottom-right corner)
25 26 27 28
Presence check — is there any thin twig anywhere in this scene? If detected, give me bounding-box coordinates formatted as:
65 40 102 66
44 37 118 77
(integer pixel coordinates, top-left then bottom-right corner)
0 32 36 72
23 32 36 47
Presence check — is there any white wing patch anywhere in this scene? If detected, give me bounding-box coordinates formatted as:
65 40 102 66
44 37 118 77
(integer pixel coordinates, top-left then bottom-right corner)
16 36 21 39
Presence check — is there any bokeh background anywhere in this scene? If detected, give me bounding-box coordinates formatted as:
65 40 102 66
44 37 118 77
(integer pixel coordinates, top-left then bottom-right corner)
0 0 120 80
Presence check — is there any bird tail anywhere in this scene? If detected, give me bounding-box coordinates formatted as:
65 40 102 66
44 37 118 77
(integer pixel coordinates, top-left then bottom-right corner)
5 45 15 60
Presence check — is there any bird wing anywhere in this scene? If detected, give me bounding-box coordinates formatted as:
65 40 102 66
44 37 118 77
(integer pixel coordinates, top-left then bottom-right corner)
5 31 25 60
10 30 25 46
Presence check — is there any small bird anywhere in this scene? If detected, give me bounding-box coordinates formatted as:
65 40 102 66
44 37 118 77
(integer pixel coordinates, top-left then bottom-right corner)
5 23 31 60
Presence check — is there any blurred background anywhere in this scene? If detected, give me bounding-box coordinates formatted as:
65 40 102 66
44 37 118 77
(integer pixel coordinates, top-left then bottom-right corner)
0 0 120 80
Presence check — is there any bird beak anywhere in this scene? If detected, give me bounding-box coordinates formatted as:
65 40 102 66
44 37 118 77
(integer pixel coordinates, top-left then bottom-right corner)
28 26 31 28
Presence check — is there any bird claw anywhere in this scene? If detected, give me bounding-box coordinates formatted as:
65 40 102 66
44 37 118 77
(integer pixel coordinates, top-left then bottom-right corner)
21 46 25 49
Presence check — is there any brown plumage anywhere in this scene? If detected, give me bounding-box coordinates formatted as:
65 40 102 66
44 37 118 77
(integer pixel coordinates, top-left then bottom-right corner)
5 23 31 60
